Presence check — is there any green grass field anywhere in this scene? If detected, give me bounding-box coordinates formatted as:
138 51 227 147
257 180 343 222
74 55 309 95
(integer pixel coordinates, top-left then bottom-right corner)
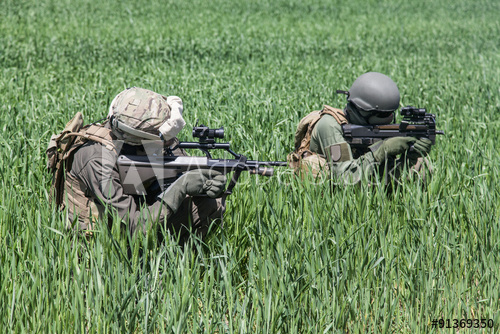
1 0 499 332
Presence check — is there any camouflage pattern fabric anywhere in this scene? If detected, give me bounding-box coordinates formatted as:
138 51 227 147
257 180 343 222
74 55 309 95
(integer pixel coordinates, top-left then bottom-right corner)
299 154 329 179
109 87 172 144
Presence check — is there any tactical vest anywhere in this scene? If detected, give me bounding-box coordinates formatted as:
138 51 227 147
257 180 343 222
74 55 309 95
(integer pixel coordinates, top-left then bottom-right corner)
287 105 348 177
46 112 116 230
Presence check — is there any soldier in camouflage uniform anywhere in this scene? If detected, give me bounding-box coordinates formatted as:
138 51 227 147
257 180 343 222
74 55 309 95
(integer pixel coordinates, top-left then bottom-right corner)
288 72 432 185
49 87 225 243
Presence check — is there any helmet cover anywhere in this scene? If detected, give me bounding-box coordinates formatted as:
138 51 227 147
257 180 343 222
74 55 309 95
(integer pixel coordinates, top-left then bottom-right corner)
108 87 184 144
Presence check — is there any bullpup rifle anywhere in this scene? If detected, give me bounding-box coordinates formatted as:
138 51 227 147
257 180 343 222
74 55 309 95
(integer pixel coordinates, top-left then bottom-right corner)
117 124 287 197
342 106 444 150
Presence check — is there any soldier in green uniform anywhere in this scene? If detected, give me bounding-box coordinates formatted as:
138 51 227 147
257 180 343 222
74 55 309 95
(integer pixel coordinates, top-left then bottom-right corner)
288 72 432 185
48 87 226 243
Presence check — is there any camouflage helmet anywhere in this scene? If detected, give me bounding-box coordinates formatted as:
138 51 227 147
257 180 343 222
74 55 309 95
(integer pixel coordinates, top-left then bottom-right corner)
342 72 400 112
108 87 185 144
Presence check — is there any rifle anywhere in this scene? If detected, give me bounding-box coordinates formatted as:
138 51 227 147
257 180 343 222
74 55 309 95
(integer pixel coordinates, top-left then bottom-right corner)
117 124 287 197
342 106 444 150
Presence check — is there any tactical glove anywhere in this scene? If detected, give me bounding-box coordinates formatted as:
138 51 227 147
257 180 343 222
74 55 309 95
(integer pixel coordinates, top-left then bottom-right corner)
372 137 417 162
412 138 432 156
158 169 226 213
406 138 433 165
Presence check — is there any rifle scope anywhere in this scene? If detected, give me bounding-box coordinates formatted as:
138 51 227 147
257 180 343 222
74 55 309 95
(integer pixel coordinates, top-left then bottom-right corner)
400 106 428 118
192 125 224 140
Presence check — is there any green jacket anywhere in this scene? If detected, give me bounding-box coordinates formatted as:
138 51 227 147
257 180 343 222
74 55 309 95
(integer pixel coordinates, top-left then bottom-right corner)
309 114 379 184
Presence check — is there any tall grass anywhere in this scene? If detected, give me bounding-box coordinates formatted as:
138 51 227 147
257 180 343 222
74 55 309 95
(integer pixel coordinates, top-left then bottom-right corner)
1 0 499 332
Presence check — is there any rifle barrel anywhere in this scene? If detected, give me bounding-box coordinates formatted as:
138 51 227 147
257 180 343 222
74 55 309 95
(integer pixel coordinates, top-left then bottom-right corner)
251 160 288 167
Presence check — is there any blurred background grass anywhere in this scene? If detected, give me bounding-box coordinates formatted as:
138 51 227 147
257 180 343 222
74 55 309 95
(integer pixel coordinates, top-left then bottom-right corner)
1 0 499 332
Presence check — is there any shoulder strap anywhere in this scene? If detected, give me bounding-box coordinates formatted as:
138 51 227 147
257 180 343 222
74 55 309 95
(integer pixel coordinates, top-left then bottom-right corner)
294 111 321 151
297 106 347 153
321 105 348 125
288 105 349 170
63 124 116 156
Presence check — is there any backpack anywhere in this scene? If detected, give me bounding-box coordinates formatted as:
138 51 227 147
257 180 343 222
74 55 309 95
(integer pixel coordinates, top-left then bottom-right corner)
46 112 115 208
287 105 347 173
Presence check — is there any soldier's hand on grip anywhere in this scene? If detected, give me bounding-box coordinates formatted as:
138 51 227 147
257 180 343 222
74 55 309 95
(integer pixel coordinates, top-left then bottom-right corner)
372 137 417 162
186 170 226 198
158 170 227 213
412 138 432 156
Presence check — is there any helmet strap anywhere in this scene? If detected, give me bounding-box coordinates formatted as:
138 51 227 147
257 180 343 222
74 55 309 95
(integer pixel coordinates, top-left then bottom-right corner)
112 117 159 141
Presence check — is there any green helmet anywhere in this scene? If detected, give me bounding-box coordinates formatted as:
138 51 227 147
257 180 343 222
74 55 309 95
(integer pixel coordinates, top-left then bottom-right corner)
346 72 400 112
108 87 185 144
